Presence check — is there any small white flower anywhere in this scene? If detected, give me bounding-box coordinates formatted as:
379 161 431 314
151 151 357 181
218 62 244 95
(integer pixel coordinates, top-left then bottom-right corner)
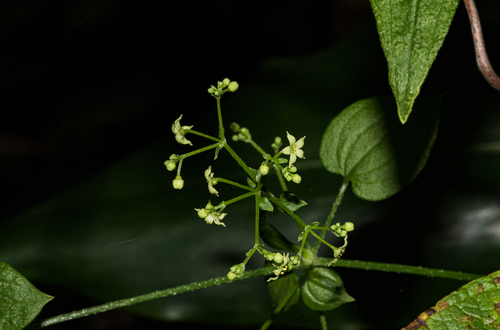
204 166 219 196
172 115 193 146
205 211 227 227
281 131 305 167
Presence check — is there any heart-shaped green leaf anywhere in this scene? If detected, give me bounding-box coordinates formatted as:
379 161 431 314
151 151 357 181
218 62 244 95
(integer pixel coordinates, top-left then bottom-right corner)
369 0 460 123
320 96 440 201
0 261 53 330
301 266 354 311
403 270 500 330
267 272 300 312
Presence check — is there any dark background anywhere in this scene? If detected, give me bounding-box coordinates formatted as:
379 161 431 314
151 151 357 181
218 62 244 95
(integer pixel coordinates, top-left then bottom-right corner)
1 1 500 329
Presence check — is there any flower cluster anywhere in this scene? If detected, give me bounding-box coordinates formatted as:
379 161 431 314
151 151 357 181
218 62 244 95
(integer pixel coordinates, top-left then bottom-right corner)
230 123 252 143
227 263 245 280
265 252 301 282
281 165 301 184
330 222 354 237
208 78 239 97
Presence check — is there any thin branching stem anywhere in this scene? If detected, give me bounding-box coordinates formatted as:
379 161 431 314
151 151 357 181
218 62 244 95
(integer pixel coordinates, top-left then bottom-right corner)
313 179 349 255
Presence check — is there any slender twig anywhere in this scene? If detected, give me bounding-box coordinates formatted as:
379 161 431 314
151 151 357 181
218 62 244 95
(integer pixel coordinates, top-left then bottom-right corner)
464 0 500 90
39 258 481 327
313 179 349 255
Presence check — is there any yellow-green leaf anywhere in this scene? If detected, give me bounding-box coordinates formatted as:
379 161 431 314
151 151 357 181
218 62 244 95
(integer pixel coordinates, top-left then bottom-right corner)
403 270 500 330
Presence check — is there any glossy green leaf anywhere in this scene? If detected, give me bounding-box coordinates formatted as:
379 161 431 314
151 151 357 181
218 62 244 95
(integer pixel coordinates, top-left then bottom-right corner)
0 261 53 330
369 0 460 123
278 191 307 213
259 196 274 212
301 266 354 311
402 270 500 330
267 272 300 312
320 96 440 201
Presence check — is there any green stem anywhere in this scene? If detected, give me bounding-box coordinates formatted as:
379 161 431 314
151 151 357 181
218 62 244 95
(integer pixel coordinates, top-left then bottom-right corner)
319 258 481 281
273 164 288 192
319 312 327 330
313 179 349 255
216 178 253 191
223 143 256 181
40 264 276 327
40 259 481 327
267 195 308 228
186 129 220 142
181 142 220 159
308 230 335 251
217 191 256 209
216 97 225 140
249 139 267 156
255 194 260 245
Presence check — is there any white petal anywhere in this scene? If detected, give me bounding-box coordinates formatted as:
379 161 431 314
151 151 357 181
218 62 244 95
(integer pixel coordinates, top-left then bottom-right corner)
281 146 291 155
295 136 305 148
286 131 296 145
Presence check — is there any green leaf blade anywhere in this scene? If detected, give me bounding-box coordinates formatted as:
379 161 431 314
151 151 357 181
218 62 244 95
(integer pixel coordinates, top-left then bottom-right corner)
301 267 354 311
403 270 500 330
0 261 53 330
267 272 300 312
320 96 440 201
369 0 460 123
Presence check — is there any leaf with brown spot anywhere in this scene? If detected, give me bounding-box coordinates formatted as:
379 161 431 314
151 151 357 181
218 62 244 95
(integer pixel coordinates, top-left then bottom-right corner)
402 270 500 330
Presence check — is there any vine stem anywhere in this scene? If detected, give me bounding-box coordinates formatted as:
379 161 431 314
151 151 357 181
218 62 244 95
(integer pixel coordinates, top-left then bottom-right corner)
463 0 500 90
313 178 349 255
40 264 276 327
318 258 481 281
39 259 481 327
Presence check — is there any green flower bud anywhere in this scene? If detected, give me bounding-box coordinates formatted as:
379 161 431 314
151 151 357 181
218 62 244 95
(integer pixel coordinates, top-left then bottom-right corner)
344 222 354 232
195 208 209 219
230 264 245 276
292 174 301 184
222 78 230 86
172 176 184 189
265 252 274 261
228 81 239 92
208 87 216 94
301 249 314 268
164 160 176 171
227 271 237 280
232 135 239 142
259 164 269 176
290 255 300 266
273 253 284 264
230 122 241 133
